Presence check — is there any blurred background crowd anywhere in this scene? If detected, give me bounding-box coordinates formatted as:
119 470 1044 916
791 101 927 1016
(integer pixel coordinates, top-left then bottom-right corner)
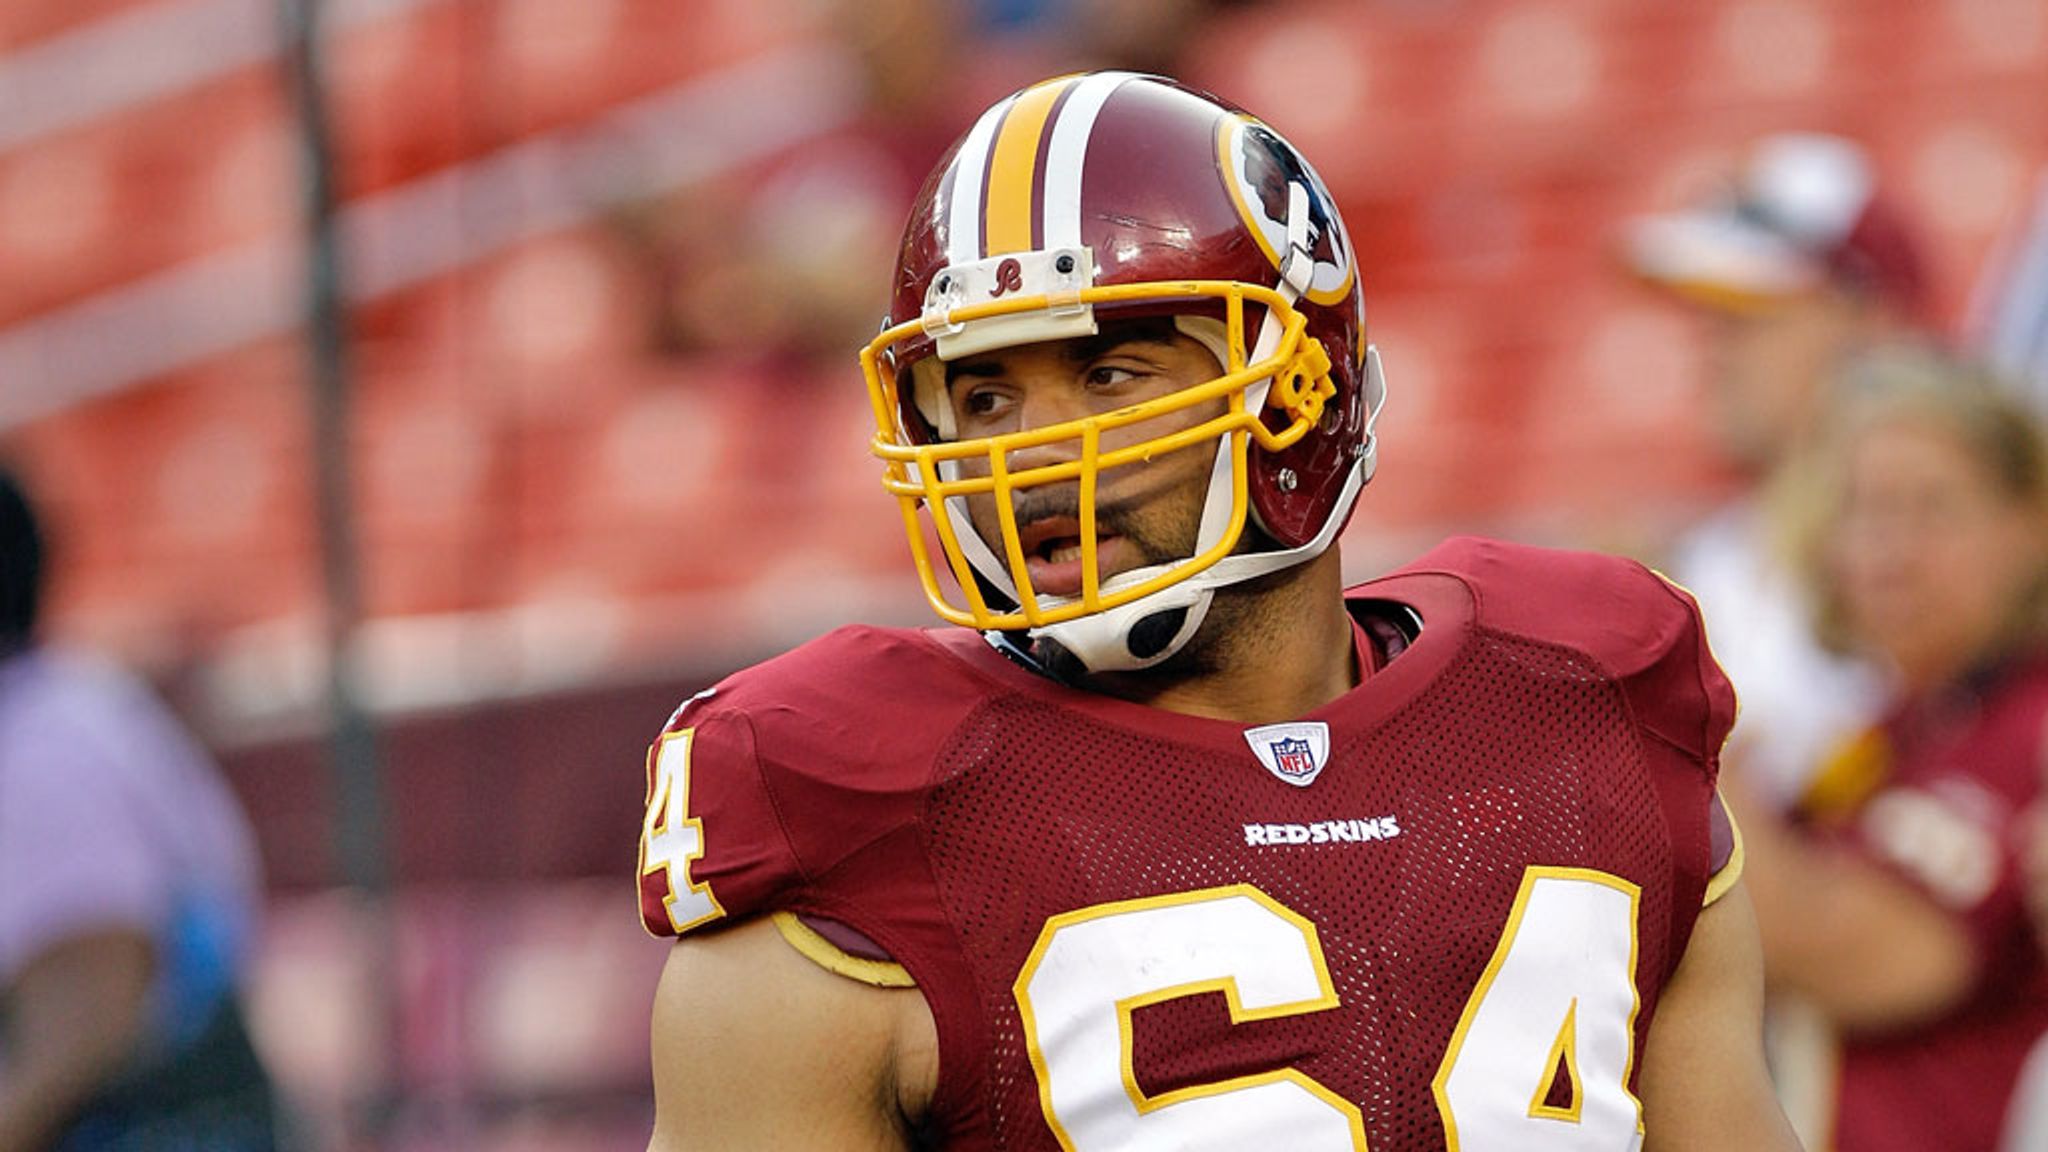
2 0 2047 1149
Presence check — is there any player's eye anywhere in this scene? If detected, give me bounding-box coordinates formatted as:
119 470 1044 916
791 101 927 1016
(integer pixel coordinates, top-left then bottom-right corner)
1085 365 1141 390
960 387 1012 419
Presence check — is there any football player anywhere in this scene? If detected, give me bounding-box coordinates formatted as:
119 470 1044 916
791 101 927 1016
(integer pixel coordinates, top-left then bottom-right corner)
639 73 1801 1151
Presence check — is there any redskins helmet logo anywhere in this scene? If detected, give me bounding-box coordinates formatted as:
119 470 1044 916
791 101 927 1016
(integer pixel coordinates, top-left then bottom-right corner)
988 257 1025 297
1220 117 1357 307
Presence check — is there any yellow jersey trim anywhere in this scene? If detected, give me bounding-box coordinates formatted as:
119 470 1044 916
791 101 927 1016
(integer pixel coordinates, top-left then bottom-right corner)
771 911 916 988
1704 795 1747 907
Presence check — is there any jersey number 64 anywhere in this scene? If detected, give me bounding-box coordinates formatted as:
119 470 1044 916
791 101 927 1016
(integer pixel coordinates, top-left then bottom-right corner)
1014 873 1644 1151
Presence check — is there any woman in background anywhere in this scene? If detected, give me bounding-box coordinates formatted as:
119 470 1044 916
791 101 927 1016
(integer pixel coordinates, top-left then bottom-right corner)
1734 350 2048 1152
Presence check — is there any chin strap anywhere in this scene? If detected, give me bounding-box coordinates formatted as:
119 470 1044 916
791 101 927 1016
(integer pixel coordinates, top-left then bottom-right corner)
1026 442 1366 671
1026 572 1213 672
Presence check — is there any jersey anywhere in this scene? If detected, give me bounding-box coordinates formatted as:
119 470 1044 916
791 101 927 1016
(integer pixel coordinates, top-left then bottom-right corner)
1817 652 2048 1152
638 536 1739 1150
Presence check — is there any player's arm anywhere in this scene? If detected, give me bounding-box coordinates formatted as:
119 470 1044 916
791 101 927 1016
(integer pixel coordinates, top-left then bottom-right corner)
1636 877 1803 1152
647 915 936 1152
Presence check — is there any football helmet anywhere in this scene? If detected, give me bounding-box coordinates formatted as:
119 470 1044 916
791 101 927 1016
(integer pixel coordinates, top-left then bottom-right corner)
860 72 1386 671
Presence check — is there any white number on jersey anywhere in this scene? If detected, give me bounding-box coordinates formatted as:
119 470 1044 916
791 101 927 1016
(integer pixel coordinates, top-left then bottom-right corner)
640 729 724 933
1016 885 1366 1150
1016 869 1644 1151
1434 867 1644 1150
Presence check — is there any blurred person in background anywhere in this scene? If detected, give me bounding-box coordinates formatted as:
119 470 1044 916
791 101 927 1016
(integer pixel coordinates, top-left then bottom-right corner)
1981 170 2048 1152
0 465 279 1152
1730 352 2048 1152
1970 168 2048 418
1622 132 1932 814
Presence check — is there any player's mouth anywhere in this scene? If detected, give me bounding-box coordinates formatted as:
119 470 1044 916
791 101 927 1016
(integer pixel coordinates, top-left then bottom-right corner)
1017 517 1129 598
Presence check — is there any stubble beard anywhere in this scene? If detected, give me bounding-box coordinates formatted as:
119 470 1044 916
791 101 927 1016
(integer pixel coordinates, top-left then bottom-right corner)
1033 554 1311 679
977 449 1306 681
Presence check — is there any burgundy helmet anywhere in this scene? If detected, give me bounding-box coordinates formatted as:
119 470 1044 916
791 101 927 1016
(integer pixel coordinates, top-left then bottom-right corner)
859 72 1386 670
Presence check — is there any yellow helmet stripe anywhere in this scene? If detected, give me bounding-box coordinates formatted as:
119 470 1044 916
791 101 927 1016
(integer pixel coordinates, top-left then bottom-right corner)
983 76 1079 256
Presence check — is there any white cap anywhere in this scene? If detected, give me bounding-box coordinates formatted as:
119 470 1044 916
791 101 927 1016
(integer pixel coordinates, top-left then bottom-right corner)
1623 133 1926 315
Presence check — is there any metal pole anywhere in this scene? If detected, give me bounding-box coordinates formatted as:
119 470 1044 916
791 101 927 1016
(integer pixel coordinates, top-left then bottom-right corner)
277 0 396 1140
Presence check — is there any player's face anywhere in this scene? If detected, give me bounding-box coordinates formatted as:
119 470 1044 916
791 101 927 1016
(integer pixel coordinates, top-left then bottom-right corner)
1830 418 2044 689
942 319 1227 598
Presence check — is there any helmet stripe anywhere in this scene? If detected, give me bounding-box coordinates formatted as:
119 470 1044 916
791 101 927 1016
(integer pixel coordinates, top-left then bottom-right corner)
945 94 1012 267
983 76 1077 256
1041 71 1138 252
1025 81 1079 251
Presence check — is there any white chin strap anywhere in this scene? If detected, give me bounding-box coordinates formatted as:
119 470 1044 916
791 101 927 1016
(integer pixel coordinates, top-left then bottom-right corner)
1028 446 1367 672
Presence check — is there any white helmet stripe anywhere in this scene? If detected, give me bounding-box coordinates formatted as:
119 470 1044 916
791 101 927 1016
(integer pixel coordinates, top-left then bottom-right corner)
946 95 1013 267
1040 71 1139 251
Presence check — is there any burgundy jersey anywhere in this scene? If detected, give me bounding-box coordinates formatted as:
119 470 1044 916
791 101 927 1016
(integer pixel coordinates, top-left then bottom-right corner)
1821 652 2048 1152
638 537 1737 1150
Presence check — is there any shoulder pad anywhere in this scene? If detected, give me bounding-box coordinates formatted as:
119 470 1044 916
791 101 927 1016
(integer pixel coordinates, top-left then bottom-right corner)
1387 536 1737 764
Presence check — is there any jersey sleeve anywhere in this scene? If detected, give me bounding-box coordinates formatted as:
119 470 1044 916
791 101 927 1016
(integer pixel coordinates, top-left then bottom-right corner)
0 730 163 980
1614 568 1741 773
636 695 805 939
1624 567 1747 907
1620 568 1743 919
1705 790 1745 906
0 662 189 982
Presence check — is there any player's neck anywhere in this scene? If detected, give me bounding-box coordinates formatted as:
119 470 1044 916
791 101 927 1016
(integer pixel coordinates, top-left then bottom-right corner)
1069 551 1358 724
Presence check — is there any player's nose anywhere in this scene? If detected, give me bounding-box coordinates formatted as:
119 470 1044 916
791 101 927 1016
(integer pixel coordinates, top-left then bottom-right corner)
1004 380 1095 470
1020 375 1099 430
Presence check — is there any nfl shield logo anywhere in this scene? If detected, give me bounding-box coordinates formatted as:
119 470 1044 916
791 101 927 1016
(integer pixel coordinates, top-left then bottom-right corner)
1242 721 1332 787
1269 737 1316 778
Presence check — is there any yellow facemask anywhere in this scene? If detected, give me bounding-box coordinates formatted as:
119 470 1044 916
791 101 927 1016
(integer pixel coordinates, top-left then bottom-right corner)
861 277 1336 634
